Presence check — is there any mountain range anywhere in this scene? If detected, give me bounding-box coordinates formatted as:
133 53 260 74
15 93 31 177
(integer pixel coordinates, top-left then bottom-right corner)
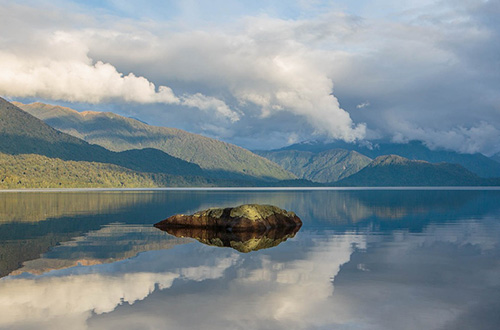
277 140 500 178
2 97 500 188
257 140 500 186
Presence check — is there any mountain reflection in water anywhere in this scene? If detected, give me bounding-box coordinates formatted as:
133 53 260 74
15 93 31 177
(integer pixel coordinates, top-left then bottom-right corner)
1 189 499 278
157 225 301 253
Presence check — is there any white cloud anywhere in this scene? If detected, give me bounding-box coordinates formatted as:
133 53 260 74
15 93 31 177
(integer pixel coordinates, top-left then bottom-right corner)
93 18 367 141
357 101 370 109
0 3 367 144
0 55 181 104
181 93 240 122
0 27 237 124
390 120 500 155
0 29 180 105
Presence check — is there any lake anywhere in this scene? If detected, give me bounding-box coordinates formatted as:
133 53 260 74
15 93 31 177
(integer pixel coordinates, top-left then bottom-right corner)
0 188 499 330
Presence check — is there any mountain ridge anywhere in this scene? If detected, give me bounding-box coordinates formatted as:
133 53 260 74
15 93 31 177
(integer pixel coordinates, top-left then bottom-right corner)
15 101 295 181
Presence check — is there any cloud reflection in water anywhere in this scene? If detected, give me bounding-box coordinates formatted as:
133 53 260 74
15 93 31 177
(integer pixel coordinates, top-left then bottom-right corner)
0 231 363 330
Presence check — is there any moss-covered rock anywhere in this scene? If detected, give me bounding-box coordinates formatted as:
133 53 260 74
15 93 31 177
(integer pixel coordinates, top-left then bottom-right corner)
154 204 302 232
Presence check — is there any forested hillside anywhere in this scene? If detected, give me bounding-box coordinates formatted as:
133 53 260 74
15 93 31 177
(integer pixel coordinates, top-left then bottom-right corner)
16 101 295 181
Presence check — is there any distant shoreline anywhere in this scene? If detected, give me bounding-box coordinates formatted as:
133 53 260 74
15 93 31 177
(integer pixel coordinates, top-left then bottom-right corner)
1 186 500 193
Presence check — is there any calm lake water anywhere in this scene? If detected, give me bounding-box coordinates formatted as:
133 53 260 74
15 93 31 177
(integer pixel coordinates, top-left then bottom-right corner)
0 189 499 330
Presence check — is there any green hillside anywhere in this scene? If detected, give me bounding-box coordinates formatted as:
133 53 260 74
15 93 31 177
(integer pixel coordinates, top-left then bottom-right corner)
335 155 497 186
0 97 204 177
0 152 214 188
15 101 295 181
255 149 371 183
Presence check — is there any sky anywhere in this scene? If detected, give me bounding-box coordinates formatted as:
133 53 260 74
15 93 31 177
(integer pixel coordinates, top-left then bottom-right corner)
0 0 499 154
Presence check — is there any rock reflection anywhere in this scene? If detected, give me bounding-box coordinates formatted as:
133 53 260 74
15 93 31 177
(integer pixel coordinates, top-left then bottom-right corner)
158 226 301 253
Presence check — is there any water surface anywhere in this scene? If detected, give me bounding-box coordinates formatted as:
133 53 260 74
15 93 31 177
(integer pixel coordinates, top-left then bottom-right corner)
0 189 499 329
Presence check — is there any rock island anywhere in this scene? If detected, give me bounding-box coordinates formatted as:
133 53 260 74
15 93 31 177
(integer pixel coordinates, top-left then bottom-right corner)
154 204 302 232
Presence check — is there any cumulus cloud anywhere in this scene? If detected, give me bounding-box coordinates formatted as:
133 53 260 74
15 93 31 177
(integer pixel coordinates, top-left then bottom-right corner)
0 29 175 104
0 3 367 144
0 53 179 105
89 17 367 142
0 26 237 122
